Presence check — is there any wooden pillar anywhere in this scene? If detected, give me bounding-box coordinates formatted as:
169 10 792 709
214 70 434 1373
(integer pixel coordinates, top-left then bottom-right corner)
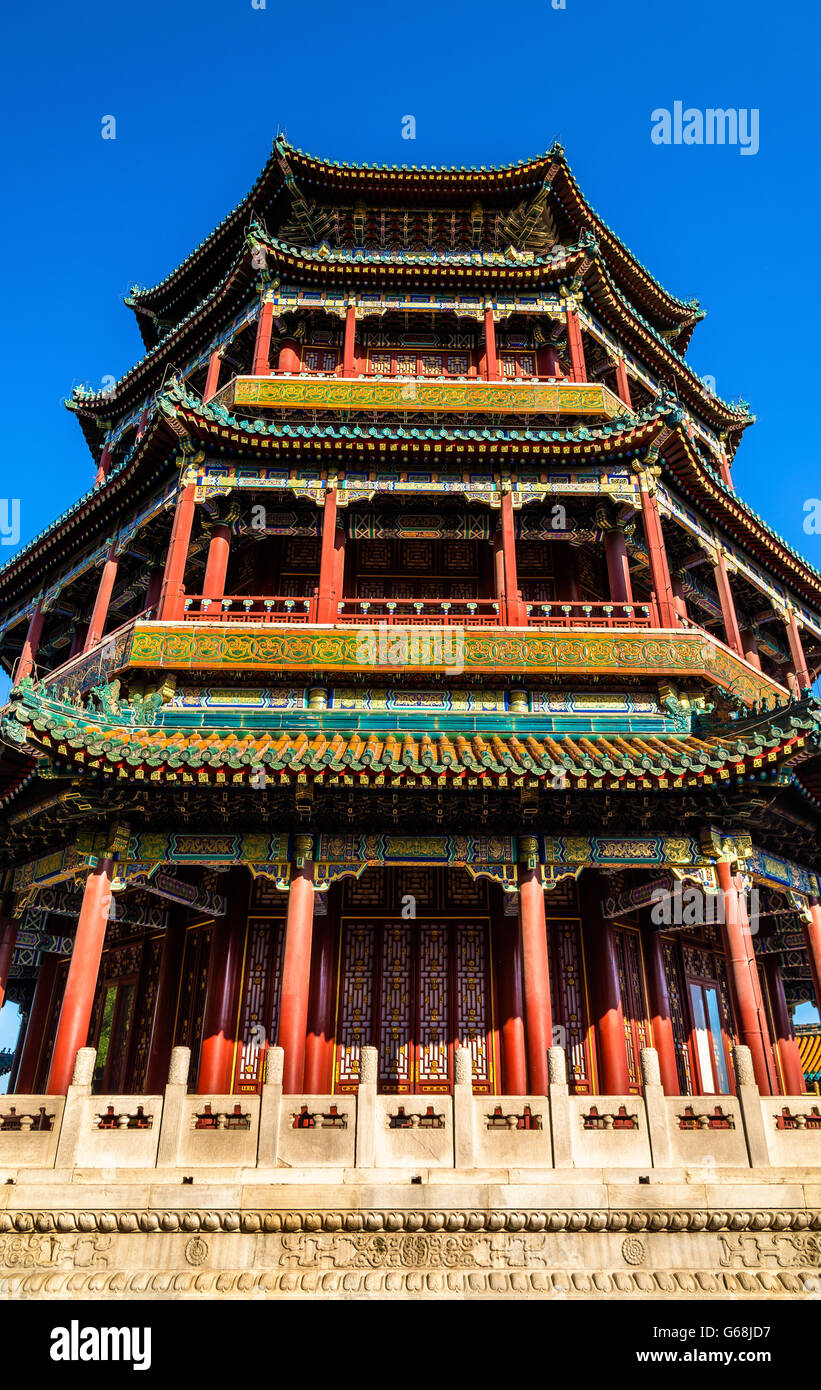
712 550 743 655
638 474 677 628
805 901 821 1018
252 300 275 376
500 489 525 625
482 308 499 381
316 485 343 623
14 601 44 686
537 344 560 378
13 954 59 1094
277 848 316 1094
492 530 507 626
158 483 197 621
343 304 357 377
196 873 248 1094
46 859 114 1095
672 574 689 624
786 610 810 693
764 958 805 1095
495 893 527 1096
143 918 187 1093
716 859 773 1095
640 927 680 1095
202 524 231 612
83 549 119 651
144 567 163 616
566 309 587 383
518 853 552 1095
604 527 633 605
95 441 112 488
277 339 300 373
580 873 631 1094
554 545 580 604
740 626 761 670
614 355 632 409
203 349 222 402
303 896 337 1095
0 917 18 1015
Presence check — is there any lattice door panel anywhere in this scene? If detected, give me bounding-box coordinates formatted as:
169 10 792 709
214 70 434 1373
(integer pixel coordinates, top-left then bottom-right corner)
234 919 285 1094
335 919 495 1094
612 925 652 1093
547 919 594 1094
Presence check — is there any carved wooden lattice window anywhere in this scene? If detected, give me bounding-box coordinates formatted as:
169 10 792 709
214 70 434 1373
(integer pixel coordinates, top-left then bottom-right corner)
548 919 594 1094
234 918 286 1094
335 919 495 1095
612 925 652 1093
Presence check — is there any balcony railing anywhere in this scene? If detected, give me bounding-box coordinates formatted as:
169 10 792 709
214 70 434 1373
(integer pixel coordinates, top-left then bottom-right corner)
182 596 313 622
336 598 499 626
523 601 655 629
179 596 655 629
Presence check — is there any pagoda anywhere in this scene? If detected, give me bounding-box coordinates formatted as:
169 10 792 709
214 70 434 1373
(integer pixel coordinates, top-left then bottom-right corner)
1 139 820 1301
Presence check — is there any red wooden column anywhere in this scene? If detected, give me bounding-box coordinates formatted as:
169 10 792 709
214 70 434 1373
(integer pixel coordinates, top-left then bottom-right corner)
580 873 631 1094
518 847 552 1095
764 957 805 1095
604 526 633 605
482 307 499 381
203 348 222 402
12 954 59 1093
0 917 19 1015
716 859 773 1094
805 900 821 1017
638 472 677 628
202 524 232 614
277 840 316 1094
740 625 762 670
144 567 164 615
278 339 301 373
672 575 689 624
492 531 507 626
315 484 343 623
785 610 811 692
500 488 525 625
537 344 560 378
614 355 632 409
565 308 587 383
196 870 248 1093
14 601 44 686
95 441 112 488
304 892 338 1094
144 917 187 1093
46 858 114 1095
495 891 527 1095
158 483 197 621
343 304 357 376
83 548 119 651
640 926 680 1095
712 550 743 655
252 300 275 376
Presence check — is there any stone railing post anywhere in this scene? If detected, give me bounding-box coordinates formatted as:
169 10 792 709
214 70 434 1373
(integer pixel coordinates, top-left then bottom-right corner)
547 1045 571 1169
54 1047 96 1168
355 1046 377 1169
640 1046 672 1168
258 1045 284 1168
453 1045 474 1169
157 1046 190 1167
733 1044 769 1168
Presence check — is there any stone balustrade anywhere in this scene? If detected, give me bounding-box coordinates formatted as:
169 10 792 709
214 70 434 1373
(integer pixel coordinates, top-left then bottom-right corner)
1 1043 820 1174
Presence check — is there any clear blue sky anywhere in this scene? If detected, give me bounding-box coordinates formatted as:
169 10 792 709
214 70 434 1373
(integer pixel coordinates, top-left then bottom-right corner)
0 0 819 1064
